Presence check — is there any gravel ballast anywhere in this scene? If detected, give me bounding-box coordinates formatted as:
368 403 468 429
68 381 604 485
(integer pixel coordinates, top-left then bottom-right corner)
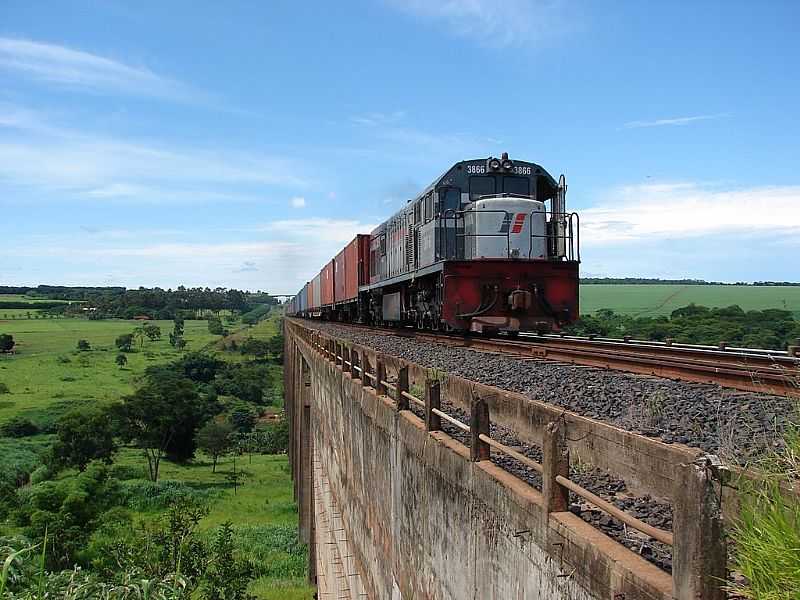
306 321 796 463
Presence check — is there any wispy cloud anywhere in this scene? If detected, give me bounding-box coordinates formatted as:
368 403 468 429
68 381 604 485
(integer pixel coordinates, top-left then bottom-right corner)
0 37 195 102
622 114 727 129
582 182 800 244
290 196 306 208
350 110 406 127
266 218 377 243
387 0 573 47
0 103 307 201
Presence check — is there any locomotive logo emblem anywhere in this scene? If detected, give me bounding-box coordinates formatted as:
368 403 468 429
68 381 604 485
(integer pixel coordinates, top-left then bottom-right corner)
499 213 527 234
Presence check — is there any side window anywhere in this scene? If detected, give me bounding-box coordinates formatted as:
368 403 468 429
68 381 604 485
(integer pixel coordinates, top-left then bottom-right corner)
414 200 421 224
424 193 433 221
380 232 386 256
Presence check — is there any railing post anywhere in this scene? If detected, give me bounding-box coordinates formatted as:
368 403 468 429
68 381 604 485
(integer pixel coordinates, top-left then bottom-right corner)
672 456 727 600
352 350 360 380
376 358 386 396
470 397 490 461
425 378 441 431
362 354 372 388
342 346 351 374
542 422 569 515
396 366 409 410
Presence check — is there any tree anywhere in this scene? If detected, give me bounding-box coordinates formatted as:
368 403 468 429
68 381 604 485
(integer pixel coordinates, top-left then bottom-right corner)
201 522 257 600
207 316 224 336
115 353 128 368
239 338 269 358
143 323 162 342
114 375 215 481
51 406 117 471
115 333 134 352
133 326 146 349
0 333 14 352
76 339 91 351
196 421 233 472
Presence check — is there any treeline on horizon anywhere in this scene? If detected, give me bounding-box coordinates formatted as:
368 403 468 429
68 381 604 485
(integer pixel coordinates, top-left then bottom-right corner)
567 304 800 350
0 286 280 320
580 277 800 286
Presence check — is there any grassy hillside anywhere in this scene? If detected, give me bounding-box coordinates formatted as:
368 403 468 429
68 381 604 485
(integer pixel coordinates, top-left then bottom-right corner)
581 284 800 318
0 310 313 599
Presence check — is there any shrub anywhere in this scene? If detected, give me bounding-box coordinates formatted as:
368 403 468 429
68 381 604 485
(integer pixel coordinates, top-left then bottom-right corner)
76 339 91 351
0 418 39 438
0 382 9 394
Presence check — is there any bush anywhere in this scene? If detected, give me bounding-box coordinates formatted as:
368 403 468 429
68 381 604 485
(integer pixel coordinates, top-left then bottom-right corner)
76 339 91 351
0 382 9 394
0 417 39 438
231 524 306 579
121 479 222 511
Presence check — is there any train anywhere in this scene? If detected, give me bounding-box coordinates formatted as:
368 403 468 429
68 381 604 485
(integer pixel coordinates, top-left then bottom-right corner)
285 154 580 334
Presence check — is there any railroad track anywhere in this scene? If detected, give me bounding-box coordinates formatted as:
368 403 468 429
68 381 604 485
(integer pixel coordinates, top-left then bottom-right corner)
324 322 800 398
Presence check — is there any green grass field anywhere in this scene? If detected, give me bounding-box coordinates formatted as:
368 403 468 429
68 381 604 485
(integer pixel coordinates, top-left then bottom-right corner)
580 284 800 318
0 294 71 303
0 318 219 425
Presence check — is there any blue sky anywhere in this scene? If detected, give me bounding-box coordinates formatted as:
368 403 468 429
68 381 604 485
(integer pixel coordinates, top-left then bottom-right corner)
1 0 798 292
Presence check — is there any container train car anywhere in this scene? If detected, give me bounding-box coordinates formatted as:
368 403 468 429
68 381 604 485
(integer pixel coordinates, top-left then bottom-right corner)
286 154 580 334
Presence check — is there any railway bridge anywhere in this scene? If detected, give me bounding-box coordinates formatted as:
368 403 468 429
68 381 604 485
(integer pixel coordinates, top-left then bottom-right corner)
284 318 742 599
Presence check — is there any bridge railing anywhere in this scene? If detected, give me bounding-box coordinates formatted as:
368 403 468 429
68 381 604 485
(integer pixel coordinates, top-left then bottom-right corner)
294 323 727 600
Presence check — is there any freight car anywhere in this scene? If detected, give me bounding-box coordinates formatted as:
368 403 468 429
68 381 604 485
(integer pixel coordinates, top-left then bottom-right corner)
287 154 579 334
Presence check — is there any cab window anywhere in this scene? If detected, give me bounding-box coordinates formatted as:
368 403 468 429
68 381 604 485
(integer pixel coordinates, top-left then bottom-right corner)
503 176 530 197
438 188 460 214
469 176 495 201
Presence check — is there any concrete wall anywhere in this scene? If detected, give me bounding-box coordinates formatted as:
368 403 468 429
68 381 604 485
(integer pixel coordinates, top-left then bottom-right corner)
285 321 699 600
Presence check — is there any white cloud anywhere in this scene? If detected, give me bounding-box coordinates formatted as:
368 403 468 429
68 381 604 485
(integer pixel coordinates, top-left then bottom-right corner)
0 37 194 101
623 114 727 129
581 182 800 245
266 218 377 243
290 196 306 208
387 0 572 47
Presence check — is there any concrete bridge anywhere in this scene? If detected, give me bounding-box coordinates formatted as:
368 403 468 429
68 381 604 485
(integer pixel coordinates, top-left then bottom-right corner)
284 319 729 599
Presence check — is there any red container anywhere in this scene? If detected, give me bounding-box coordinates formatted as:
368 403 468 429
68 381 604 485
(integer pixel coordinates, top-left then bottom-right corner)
334 248 347 303
321 260 335 306
356 234 370 288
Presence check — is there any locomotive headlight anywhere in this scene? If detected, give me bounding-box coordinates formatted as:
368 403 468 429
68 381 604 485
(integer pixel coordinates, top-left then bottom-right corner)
502 159 513 171
489 158 501 171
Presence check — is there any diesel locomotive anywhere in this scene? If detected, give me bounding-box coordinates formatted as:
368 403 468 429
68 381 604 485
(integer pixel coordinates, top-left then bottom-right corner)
286 154 580 334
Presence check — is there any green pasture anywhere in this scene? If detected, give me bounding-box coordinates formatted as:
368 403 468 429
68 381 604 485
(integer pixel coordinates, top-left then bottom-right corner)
580 284 800 318
0 294 70 304
0 318 219 424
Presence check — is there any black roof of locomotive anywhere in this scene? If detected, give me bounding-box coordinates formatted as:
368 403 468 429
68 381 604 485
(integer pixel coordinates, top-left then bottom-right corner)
413 157 559 203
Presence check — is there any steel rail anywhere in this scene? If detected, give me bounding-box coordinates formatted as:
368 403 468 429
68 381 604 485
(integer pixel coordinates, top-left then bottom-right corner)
555 475 674 546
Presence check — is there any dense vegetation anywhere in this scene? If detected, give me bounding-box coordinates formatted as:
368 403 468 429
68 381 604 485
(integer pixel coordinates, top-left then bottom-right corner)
567 304 800 350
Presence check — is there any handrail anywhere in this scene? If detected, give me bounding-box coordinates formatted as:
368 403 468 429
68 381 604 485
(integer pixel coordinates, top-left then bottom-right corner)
554 475 674 545
401 389 425 408
432 408 470 433
477 433 543 474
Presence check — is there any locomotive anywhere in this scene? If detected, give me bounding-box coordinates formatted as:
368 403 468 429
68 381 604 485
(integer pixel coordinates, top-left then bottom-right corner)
286 154 580 334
